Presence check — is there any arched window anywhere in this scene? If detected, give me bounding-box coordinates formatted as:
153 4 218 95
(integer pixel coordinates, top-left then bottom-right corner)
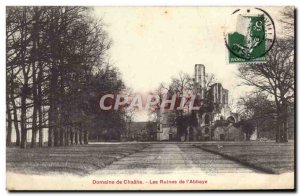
205 128 209 134
227 116 235 123
220 134 225 141
204 114 210 125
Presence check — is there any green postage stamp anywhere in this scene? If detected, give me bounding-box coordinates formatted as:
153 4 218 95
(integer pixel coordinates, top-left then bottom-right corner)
225 8 276 63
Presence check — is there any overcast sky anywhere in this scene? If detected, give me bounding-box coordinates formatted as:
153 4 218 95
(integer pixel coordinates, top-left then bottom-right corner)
93 7 285 121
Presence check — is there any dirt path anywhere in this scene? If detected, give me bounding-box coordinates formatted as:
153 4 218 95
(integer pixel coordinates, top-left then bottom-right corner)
94 143 260 175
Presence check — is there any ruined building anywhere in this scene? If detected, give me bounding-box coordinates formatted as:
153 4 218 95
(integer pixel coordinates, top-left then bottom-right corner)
157 64 242 141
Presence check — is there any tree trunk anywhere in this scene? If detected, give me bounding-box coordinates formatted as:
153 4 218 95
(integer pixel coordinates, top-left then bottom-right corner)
275 112 282 142
48 106 54 147
30 17 39 148
275 123 279 142
282 105 289 142
38 108 43 147
275 110 289 143
70 127 74 145
20 85 28 149
12 100 20 146
9 70 20 146
14 120 20 146
65 128 69 146
245 133 250 141
20 9 29 149
31 95 38 148
75 130 78 145
20 98 28 149
37 64 43 147
31 131 37 148
59 127 65 146
48 63 59 147
84 129 88 144
38 128 43 147
20 130 27 149
48 128 53 147
54 127 59 146
79 125 83 145
283 120 288 142
53 109 60 146
6 103 12 146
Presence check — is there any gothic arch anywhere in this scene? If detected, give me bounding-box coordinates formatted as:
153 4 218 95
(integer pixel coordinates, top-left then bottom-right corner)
204 114 210 125
227 116 236 123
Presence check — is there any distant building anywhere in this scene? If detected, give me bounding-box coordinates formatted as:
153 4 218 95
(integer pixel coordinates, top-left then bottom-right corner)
156 111 177 141
157 64 242 141
123 121 156 141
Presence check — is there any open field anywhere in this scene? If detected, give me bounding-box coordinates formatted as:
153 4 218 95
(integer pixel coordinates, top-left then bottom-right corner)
6 143 149 175
194 141 294 174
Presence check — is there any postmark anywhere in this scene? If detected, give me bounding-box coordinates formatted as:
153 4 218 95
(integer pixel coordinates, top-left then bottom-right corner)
224 8 276 63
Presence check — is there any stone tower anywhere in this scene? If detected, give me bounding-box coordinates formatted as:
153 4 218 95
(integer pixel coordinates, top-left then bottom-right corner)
194 64 206 99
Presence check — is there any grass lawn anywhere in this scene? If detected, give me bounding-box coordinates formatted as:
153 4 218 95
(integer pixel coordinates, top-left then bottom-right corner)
7 143 149 175
194 141 294 174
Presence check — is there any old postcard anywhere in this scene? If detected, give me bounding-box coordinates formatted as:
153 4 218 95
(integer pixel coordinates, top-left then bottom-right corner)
6 6 295 191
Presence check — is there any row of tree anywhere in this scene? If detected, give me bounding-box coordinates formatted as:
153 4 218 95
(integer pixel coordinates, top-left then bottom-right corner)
6 6 126 148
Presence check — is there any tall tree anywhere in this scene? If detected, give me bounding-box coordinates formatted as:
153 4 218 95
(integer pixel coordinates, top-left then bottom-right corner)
238 39 294 142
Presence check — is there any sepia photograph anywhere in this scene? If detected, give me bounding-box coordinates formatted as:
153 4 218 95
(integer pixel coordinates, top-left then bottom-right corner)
5 6 295 191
